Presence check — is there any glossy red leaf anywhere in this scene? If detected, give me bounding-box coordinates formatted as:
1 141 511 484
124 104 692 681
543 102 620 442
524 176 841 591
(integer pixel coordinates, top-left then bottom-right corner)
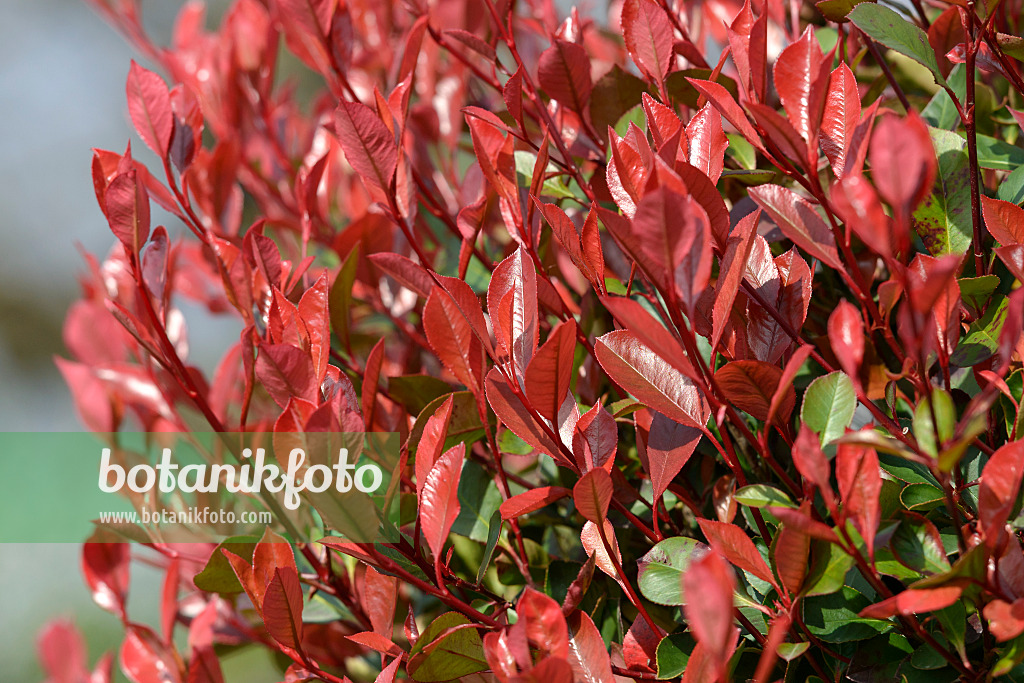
836 443 881 558
859 586 963 619
772 519 810 595
488 247 539 384
773 26 830 142
573 468 614 524
581 519 622 582
517 587 570 660
683 552 737 677
499 486 572 520
982 195 1024 246
984 599 1024 642
832 173 895 260
119 626 181 683
566 611 615 683
749 184 842 269
643 93 684 154
712 210 759 351
525 320 577 423
793 424 834 506
600 294 699 381
979 441 1024 545
105 169 151 255
686 78 764 151
714 360 788 421
819 63 861 178
572 403 618 472
828 300 865 385
188 647 224 683
698 519 776 586
766 344 812 427
423 287 485 393
334 100 398 193
537 39 592 113
621 0 674 83
255 341 317 408
769 506 840 543
595 329 710 429
363 565 397 638
642 411 701 501
415 395 454 498
262 567 305 651
82 542 130 619
419 445 464 561
297 270 331 383
126 61 173 157
686 103 729 184
869 111 936 215
485 367 569 467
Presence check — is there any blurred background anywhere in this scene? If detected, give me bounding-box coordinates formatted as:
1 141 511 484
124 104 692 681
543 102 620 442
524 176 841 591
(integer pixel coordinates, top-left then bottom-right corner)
0 1 234 680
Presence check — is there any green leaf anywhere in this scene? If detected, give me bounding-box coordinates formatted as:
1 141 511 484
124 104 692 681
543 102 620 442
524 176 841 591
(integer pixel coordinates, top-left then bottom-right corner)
913 128 972 256
476 510 502 584
734 484 797 509
958 275 1000 320
900 483 945 511
328 244 361 350
408 612 488 682
936 600 967 660
800 371 857 451
922 65 965 130
803 587 893 642
656 632 695 679
998 165 1024 204
951 295 1009 367
815 0 869 23
778 641 811 661
725 133 756 169
891 518 951 574
387 375 453 415
848 4 946 87
805 540 855 597
912 389 956 456
193 535 259 594
879 452 941 486
513 150 575 199
451 460 502 542
973 133 1024 171
637 537 709 606
589 65 649 139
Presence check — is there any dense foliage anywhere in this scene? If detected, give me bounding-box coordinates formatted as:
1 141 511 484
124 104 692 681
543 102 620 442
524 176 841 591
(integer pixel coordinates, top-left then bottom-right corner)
42 0 1024 680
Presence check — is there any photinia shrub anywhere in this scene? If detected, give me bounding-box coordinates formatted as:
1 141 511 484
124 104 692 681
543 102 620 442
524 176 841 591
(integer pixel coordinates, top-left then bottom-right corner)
43 0 1024 680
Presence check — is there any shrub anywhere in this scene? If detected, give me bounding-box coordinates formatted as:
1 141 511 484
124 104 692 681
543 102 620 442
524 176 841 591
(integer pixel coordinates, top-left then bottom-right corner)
46 0 1024 680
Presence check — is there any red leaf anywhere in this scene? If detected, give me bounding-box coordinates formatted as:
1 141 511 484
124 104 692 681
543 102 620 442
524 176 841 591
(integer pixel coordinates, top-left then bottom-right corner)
566 611 615 683
253 528 298 608
581 519 622 582
573 468 614 524
120 626 181 683
105 170 151 255
819 63 861 178
642 411 701 501
525 320 578 423
621 0 674 83
537 39 592 113
82 542 130 619
572 403 619 472
362 338 385 429
982 195 1024 246
368 252 433 299
979 441 1024 545
836 443 881 558
419 445 464 561
517 587 570 660
37 619 88 683
643 93 684 155
488 247 539 384
793 424 834 506
297 270 330 383
832 173 895 261
714 360 787 421
860 586 963 619
772 518 810 595
984 599 1024 642
423 288 485 394
686 103 729 184
499 486 572 520
773 26 830 142
485 367 570 467
869 112 936 216
415 395 455 498
766 344 812 426
126 61 173 156
600 295 699 382
749 184 841 269
686 78 764 152
188 647 224 683
712 210 759 350
262 567 305 651
683 553 737 678
334 100 398 193
595 329 710 429
363 565 397 638
255 341 317 407
345 631 404 657
769 506 840 542
504 66 524 130
828 300 864 386
698 520 776 587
